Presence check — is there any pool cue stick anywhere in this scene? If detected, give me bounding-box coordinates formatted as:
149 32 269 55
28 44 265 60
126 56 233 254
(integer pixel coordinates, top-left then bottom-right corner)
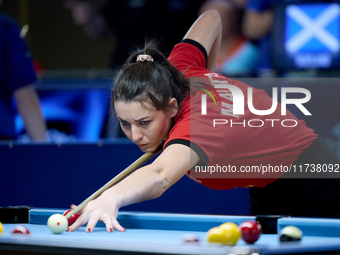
64 144 163 219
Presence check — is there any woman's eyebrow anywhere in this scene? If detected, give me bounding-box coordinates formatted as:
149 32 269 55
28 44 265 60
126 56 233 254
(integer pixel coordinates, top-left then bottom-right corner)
117 116 151 122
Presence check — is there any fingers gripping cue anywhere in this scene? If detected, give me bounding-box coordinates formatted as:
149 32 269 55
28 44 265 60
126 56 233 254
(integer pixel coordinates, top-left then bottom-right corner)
64 144 163 220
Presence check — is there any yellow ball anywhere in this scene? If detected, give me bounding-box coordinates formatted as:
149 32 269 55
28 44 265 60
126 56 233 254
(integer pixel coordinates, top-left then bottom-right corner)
219 222 241 245
0 222 4 234
206 222 241 246
206 227 224 243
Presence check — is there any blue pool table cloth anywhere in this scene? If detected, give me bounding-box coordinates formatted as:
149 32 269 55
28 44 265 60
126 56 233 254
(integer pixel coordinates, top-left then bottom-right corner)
1 209 340 254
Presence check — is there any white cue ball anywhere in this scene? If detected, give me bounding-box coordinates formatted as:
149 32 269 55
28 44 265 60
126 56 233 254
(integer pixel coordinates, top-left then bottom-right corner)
47 214 68 234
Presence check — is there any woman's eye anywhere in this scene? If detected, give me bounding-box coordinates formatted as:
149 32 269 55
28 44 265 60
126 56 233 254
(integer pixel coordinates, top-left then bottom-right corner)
121 121 129 126
140 121 150 125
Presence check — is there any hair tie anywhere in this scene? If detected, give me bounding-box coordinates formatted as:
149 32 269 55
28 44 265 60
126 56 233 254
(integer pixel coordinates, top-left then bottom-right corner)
136 55 154 62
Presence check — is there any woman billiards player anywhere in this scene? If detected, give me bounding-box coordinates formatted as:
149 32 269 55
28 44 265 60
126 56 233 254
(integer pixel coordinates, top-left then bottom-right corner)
67 10 340 233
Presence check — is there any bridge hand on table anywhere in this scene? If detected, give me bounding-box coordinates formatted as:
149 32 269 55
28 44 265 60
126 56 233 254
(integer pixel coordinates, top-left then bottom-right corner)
67 194 126 233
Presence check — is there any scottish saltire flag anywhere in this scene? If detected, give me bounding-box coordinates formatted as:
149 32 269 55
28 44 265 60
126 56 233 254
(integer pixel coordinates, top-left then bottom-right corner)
285 3 340 54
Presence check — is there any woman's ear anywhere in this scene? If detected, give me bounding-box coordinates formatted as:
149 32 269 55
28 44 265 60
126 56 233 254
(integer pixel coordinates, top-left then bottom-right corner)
169 98 178 118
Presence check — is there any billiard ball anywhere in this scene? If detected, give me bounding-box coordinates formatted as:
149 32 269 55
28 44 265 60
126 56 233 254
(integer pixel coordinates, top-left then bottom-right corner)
47 214 68 234
63 209 80 226
219 222 241 245
0 222 3 234
206 222 241 246
279 226 303 242
181 233 200 243
11 225 30 234
206 226 224 244
239 220 262 244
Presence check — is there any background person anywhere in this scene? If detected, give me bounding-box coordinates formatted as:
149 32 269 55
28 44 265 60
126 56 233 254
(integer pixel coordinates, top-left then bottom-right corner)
0 5 46 141
199 0 259 77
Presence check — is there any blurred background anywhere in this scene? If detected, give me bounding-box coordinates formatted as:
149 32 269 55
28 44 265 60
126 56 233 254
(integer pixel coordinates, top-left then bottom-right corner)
1 0 113 70
1 0 340 142
1 0 115 142
1 0 208 141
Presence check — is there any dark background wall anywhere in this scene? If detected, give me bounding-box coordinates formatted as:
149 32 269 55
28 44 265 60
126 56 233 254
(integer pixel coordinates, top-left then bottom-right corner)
0 0 114 70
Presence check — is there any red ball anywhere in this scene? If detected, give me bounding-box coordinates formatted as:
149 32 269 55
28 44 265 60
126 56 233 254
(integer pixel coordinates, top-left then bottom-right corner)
63 209 80 226
11 225 31 234
239 220 262 244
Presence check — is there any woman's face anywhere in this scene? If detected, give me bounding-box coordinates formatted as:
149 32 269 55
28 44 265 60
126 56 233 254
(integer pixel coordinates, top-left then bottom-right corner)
114 99 177 152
